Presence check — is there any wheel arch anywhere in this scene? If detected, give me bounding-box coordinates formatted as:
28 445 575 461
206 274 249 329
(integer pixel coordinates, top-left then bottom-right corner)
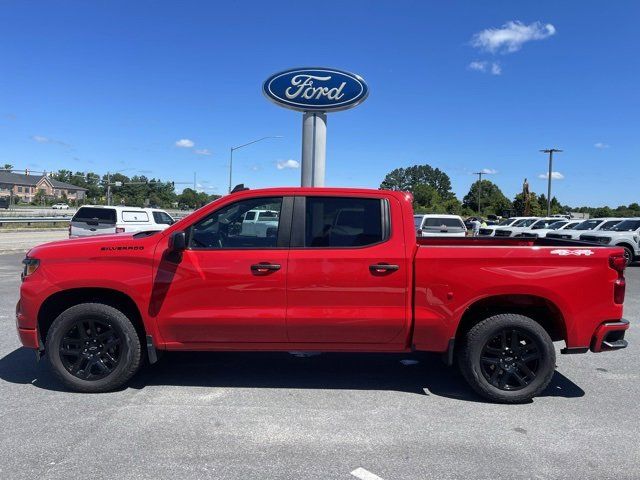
38 288 146 349
455 294 566 344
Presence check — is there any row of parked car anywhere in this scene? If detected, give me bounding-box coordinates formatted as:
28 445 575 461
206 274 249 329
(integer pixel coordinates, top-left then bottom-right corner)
481 216 640 265
414 213 639 266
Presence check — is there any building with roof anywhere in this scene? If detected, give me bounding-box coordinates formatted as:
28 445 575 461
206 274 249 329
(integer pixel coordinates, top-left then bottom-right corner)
0 171 87 204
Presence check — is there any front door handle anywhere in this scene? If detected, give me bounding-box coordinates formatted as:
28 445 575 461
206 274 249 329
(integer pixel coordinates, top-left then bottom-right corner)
251 262 281 274
369 263 400 273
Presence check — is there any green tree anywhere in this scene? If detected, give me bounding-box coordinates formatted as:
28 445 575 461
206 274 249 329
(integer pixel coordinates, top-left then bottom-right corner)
2 163 13 170
512 192 543 216
380 164 455 200
462 180 511 215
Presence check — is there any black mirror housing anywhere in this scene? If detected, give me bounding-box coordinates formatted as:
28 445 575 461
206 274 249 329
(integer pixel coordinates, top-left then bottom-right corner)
168 231 186 252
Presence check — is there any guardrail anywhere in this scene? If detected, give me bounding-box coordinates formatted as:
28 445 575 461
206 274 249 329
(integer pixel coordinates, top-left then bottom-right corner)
0 217 72 227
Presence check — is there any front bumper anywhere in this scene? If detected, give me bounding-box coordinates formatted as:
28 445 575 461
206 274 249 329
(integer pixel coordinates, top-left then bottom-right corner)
590 319 630 353
15 300 40 349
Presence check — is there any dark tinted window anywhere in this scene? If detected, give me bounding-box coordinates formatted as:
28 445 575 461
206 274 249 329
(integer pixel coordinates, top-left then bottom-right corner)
575 219 602 230
305 197 384 247
423 218 464 228
72 207 116 224
189 197 282 249
152 211 174 225
612 220 640 232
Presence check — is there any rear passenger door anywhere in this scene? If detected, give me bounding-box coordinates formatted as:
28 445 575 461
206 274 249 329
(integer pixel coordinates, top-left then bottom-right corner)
286 195 410 345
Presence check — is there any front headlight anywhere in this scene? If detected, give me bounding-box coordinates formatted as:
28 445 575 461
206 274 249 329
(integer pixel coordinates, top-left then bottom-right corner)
21 258 40 280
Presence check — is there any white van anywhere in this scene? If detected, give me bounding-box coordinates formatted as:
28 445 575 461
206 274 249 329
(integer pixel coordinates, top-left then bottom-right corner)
70 206 175 238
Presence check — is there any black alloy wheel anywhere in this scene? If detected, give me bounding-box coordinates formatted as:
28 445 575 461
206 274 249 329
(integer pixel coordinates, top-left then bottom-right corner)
46 303 142 392
59 318 122 381
479 328 540 391
458 313 556 403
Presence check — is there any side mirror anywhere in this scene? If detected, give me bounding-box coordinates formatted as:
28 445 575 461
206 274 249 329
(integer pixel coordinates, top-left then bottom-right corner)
168 231 186 252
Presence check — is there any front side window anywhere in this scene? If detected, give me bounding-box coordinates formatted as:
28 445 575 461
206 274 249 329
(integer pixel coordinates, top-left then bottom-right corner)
305 197 384 247
153 211 174 225
189 197 282 249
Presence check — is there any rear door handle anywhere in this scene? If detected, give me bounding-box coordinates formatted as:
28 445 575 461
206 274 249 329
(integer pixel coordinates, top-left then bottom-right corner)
251 262 281 274
369 263 400 273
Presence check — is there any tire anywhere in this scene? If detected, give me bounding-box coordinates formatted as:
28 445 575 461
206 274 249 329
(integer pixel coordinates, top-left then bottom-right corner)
621 246 634 267
458 313 556 403
46 303 142 393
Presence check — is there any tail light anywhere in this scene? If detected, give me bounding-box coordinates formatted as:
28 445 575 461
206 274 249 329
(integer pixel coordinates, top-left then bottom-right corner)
417 229 423 237
609 253 626 304
116 227 125 233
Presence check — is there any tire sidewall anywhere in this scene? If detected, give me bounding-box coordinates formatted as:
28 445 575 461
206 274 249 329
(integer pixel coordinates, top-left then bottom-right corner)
46 303 140 392
463 314 556 402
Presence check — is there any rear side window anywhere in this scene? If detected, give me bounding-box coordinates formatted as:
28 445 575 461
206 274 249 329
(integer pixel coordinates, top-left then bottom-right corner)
72 207 116 224
305 197 384 247
122 211 149 222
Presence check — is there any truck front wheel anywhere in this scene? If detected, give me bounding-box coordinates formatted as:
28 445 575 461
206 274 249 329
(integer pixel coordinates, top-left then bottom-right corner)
46 303 142 392
458 313 556 403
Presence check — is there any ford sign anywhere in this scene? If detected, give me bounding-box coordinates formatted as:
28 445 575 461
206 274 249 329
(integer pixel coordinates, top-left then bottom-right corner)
263 67 369 112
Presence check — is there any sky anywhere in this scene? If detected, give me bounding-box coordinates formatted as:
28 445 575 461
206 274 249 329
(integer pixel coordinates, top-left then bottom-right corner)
0 1 638 206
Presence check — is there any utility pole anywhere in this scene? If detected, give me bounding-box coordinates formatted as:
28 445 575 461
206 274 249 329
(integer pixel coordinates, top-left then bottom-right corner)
472 171 485 216
107 172 111 206
540 149 562 216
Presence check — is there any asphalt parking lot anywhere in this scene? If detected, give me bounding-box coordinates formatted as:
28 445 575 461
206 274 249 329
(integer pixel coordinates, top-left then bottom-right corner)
0 250 638 480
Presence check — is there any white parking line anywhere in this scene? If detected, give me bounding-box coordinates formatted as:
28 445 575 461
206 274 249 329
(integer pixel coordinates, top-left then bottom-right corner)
351 467 386 480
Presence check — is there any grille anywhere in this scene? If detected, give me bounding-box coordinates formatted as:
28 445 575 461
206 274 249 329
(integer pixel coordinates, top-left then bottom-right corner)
479 229 493 236
495 230 512 237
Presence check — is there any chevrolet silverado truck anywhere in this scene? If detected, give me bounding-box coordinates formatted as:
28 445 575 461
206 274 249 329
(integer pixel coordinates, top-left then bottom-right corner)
16 187 631 403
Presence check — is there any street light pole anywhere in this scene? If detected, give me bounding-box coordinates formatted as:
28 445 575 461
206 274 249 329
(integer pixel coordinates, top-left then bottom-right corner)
540 149 562 216
228 136 283 193
472 171 485 216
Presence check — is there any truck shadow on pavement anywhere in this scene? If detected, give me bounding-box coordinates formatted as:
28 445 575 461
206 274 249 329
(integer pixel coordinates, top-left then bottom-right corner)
0 347 585 403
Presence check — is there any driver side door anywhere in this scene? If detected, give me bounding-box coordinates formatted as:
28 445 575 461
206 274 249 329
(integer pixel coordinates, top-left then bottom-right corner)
154 196 292 345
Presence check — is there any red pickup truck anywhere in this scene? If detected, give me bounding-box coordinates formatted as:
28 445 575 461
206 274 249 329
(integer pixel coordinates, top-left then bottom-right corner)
16 187 630 402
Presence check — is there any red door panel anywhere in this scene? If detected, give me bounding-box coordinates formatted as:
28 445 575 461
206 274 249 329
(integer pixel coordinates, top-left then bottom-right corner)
154 249 288 343
286 195 410 344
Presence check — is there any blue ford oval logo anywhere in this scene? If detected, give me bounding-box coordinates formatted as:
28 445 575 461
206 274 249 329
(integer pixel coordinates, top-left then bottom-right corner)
263 67 369 112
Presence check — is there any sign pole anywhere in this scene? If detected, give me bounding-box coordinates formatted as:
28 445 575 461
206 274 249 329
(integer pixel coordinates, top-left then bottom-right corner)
301 112 327 187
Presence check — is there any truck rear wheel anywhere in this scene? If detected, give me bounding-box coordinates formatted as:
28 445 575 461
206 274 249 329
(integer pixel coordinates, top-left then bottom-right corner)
458 313 556 403
46 303 142 392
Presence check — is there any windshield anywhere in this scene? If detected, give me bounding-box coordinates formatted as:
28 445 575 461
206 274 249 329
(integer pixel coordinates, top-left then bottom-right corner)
513 218 537 227
423 218 464 228
611 219 640 232
498 218 515 226
600 220 623 231
574 219 602 230
531 219 556 230
547 221 568 230
72 207 116 224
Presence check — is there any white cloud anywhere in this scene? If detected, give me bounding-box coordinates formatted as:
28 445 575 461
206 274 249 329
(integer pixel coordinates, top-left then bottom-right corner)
481 168 498 174
594 142 610 149
31 135 70 147
468 61 502 75
194 148 212 156
175 138 195 148
468 61 487 72
538 171 565 180
471 21 556 54
276 159 300 170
